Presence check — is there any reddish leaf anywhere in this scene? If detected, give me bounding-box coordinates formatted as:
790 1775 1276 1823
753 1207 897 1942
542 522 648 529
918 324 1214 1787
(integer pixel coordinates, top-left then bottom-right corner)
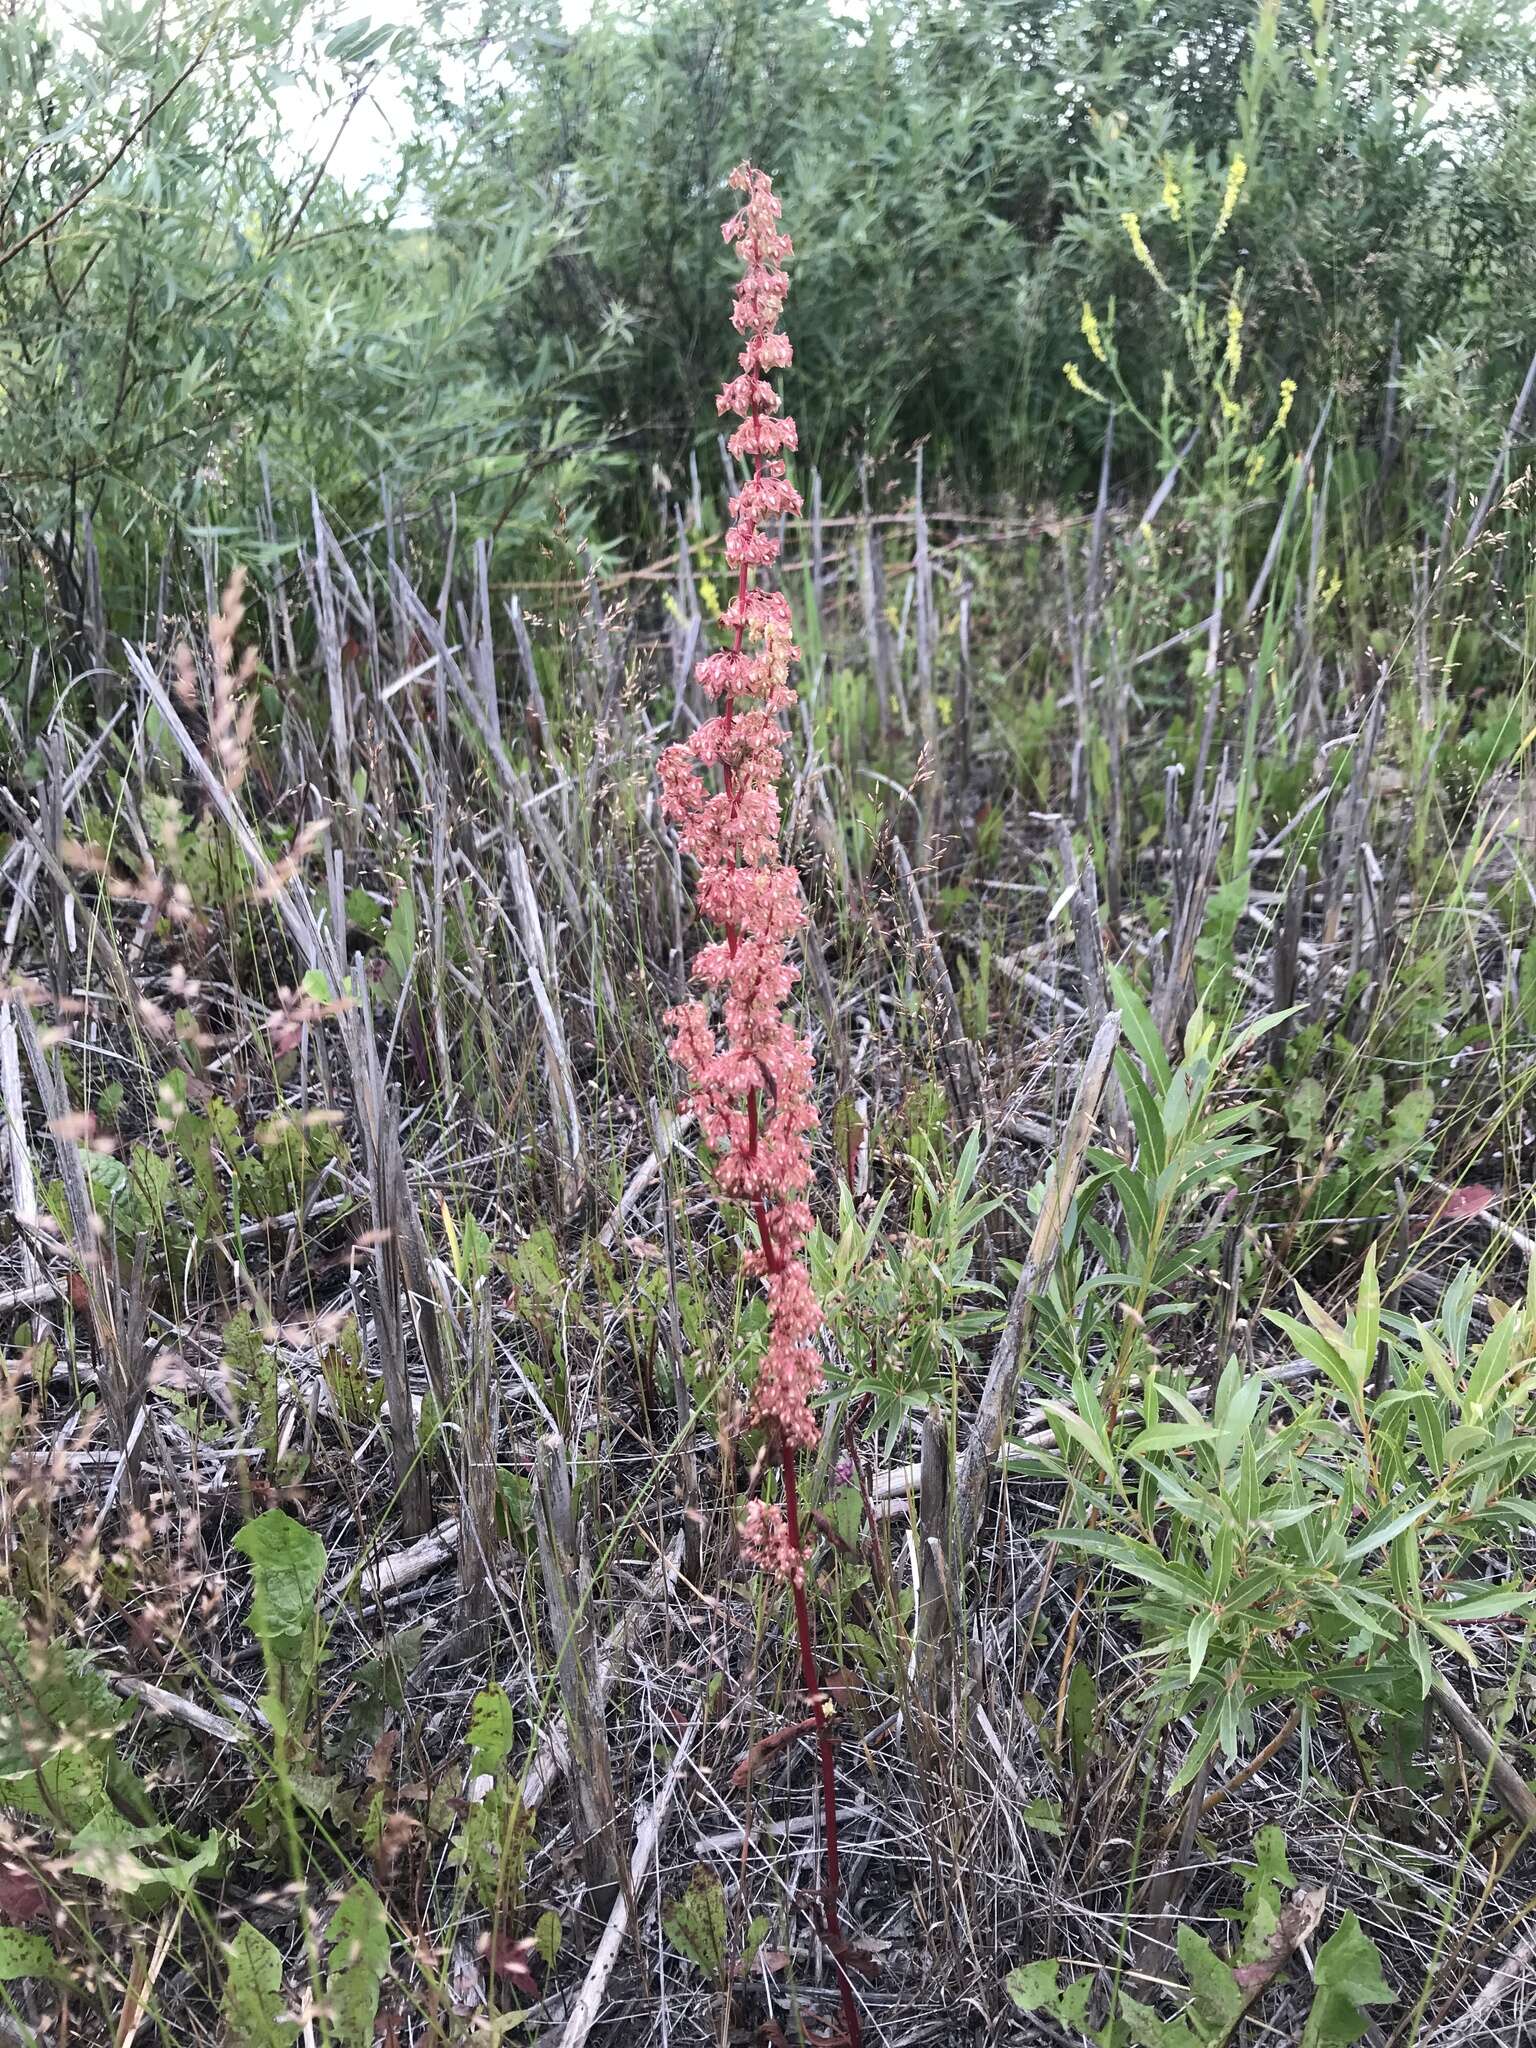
0 1862 46 1926
731 1714 818 1790
1434 1184 1498 1225
488 1932 540 1999
365 1728 400 1786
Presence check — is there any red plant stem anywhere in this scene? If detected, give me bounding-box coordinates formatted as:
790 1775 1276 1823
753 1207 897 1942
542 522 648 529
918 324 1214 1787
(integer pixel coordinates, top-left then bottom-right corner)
780 1443 862 2048
728 387 860 2040
743 1044 857 2037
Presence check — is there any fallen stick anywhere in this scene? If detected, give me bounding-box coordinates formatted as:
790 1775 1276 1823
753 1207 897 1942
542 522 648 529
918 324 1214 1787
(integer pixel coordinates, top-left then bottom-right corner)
0 1281 57 1313
322 1518 462 1610
1427 1927 1536 2045
1430 1672 1536 1832
550 1701 703 2048
111 1673 249 1748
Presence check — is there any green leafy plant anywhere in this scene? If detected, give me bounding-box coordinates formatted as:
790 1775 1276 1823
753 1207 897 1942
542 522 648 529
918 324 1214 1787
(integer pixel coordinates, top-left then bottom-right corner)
813 1124 1006 1446
234 1510 328 1722
324 1881 391 2048
1008 1829 1391 2046
1032 1242 1536 1786
0 1595 226 1920
223 1923 298 2048
47 1071 348 1291
452 1684 534 1919
1275 1059 1435 1252
1033 983 1272 1407
663 1864 769 2017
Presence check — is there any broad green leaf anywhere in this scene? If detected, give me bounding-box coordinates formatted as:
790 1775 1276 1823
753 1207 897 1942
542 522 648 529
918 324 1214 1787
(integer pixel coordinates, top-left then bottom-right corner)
233 1510 327 1672
1176 1924 1244 2034
326 1881 390 2048
1005 1958 1062 2011
1266 1311 1363 1419
0 1928 65 1984
1041 1401 1116 1479
1052 1528 1209 1605
0 1746 108 1830
64 1812 221 1905
1432 1584 1536 1623
1127 1422 1216 1456
1065 1660 1098 1768
1300 1913 1390 2048
1239 1825 1295 1925
1022 1796 1064 1837
1186 1611 1214 1684
1109 964 1172 1092
663 1866 727 1982
1344 1500 1434 1563
383 884 416 988
467 1686 515 1772
223 1924 298 2048
534 1908 563 1970
1005 1958 1093 2027
1225 1006 1299 1059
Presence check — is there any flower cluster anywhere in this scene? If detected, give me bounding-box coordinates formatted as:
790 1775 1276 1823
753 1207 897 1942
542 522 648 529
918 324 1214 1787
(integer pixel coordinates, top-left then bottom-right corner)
661 165 864 2048
658 165 823 1565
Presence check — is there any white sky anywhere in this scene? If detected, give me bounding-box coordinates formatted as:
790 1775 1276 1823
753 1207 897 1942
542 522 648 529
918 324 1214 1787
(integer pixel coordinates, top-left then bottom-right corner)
39 0 1495 196
323 59 416 190
34 0 597 193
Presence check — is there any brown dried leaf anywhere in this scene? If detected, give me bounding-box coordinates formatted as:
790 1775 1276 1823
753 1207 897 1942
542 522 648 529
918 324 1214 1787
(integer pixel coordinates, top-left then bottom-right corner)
1232 1885 1326 1996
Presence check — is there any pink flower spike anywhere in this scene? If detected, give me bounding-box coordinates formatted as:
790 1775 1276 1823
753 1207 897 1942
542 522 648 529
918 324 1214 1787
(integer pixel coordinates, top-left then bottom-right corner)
658 160 864 2048
656 162 826 1457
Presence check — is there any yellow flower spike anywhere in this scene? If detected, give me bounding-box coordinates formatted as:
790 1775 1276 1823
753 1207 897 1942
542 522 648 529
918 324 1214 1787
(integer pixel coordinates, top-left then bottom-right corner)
1063 360 1107 403
1225 294 1243 380
1080 300 1108 364
1161 159 1181 221
1274 377 1297 435
1217 153 1248 235
1120 210 1165 287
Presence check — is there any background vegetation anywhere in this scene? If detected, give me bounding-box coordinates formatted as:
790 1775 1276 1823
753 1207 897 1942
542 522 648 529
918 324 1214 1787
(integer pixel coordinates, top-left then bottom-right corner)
8 0 1536 643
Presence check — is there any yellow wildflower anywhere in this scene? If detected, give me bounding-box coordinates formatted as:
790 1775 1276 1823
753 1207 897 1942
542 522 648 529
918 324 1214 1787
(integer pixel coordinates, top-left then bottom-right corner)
1274 376 1296 435
1161 159 1181 221
1225 292 1243 379
1217 153 1247 234
1120 210 1164 287
1063 361 1107 403
1080 300 1107 364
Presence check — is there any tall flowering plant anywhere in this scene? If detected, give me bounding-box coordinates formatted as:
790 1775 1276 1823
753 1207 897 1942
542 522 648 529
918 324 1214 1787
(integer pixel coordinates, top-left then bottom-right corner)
659 164 861 2048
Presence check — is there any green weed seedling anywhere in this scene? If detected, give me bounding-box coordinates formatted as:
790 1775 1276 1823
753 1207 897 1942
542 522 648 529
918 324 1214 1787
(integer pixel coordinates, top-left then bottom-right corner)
663 1865 770 2034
